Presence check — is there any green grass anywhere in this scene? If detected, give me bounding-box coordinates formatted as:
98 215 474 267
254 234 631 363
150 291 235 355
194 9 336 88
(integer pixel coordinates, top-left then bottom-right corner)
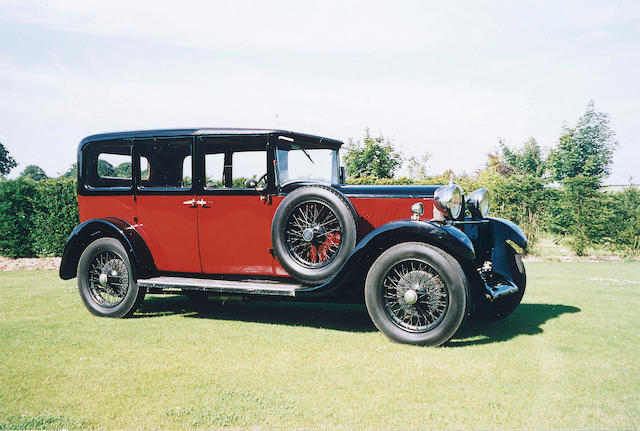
1 263 639 430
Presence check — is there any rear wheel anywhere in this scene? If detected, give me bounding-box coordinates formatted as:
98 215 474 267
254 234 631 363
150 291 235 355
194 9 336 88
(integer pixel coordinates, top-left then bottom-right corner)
77 238 145 318
365 242 469 346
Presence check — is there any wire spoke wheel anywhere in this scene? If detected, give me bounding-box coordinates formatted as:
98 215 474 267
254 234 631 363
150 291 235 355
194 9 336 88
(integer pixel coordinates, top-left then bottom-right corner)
285 200 343 268
86 250 129 308
382 259 449 333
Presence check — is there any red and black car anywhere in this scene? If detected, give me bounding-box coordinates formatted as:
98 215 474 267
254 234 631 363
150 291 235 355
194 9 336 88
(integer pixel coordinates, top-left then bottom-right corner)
60 128 527 346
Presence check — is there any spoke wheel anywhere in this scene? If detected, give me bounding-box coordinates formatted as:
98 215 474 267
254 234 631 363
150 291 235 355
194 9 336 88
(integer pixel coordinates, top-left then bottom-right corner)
365 242 469 346
382 259 449 333
285 200 343 268
77 238 145 318
87 250 129 308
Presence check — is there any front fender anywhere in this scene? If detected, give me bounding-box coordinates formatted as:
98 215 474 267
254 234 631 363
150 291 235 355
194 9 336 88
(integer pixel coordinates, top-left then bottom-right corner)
296 220 475 297
59 217 155 280
487 216 527 282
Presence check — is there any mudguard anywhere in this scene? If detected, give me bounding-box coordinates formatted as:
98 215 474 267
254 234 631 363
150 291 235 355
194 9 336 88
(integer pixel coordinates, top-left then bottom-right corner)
296 220 476 297
487 216 527 283
59 217 155 280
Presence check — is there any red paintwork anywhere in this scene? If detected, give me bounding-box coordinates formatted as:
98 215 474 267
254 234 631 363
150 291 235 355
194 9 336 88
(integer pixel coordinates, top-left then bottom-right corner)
197 195 285 276
349 197 435 236
134 195 201 273
78 195 136 225
78 193 435 277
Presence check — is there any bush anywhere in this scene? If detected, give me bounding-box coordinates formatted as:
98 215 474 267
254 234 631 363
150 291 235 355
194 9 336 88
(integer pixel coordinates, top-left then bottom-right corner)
0 178 37 258
31 178 79 256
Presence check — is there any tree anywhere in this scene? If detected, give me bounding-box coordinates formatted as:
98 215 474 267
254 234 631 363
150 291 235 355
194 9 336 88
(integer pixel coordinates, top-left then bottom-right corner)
20 165 48 181
0 142 17 176
113 162 132 178
61 163 77 179
501 137 546 177
97 160 114 177
407 152 431 181
343 129 403 179
548 100 617 184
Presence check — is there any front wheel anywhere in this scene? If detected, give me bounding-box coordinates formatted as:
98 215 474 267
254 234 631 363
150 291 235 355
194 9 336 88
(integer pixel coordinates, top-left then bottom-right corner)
365 242 469 346
77 237 145 318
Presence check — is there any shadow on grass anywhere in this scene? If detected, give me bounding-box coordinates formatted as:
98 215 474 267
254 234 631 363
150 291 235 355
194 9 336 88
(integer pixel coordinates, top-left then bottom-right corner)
137 295 377 333
138 296 580 343
448 303 581 347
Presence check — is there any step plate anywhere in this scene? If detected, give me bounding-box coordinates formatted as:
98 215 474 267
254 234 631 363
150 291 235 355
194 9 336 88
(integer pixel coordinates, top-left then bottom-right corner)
137 276 299 297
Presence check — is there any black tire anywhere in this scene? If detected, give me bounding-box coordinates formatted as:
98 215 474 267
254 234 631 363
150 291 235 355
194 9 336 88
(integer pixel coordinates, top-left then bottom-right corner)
364 242 469 346
484 243 526 320
271 185 358 284
77 237 145 318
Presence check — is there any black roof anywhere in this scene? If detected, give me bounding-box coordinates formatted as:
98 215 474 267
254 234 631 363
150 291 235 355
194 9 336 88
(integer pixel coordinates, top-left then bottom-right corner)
79 128 343 149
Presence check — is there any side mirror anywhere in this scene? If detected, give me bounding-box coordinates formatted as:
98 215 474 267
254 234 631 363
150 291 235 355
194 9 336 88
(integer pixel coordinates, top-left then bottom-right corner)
339 166 347 184
244 179 258 188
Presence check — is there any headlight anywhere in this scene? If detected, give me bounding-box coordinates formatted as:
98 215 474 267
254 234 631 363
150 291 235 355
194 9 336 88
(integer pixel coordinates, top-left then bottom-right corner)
466 188 490 218
434 184 463 219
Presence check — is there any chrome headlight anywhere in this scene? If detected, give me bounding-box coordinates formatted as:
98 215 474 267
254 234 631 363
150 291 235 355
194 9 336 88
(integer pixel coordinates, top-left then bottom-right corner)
434 184 464 219
466 188 490 218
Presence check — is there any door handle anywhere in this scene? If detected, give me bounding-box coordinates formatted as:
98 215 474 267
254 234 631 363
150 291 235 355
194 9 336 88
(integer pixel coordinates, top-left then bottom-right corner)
196 199 211 208
182 199 197 208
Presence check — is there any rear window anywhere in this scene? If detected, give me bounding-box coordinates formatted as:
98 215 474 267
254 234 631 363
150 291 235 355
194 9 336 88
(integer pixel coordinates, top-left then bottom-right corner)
83 140 132 190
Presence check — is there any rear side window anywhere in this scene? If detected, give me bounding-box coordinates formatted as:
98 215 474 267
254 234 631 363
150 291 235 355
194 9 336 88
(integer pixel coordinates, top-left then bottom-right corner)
84 140 132 190
136 137 192 190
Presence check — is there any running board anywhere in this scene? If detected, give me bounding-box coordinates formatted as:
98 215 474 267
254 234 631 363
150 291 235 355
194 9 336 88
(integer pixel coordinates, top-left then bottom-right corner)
136 276 300 297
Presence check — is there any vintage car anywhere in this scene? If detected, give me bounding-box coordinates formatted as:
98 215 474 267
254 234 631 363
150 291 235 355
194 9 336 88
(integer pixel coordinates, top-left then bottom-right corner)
60 128 527 346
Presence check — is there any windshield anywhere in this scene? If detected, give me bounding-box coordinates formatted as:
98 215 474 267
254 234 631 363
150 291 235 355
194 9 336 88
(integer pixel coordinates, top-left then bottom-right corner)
276 144 339 185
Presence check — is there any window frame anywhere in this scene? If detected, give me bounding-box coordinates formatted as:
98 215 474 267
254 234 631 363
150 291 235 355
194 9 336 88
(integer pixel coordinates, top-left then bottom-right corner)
81 139 134 194
196 135 274 196
133 136 196 195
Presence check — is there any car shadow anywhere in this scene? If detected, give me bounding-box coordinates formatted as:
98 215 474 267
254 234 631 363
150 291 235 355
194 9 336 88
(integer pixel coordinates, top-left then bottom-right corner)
447 303 581 347
136 295 377 333
136 296 580 343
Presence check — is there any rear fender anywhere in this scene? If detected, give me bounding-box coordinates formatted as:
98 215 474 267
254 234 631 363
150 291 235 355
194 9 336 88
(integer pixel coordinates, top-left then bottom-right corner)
296 220 475 297
59 218 155 280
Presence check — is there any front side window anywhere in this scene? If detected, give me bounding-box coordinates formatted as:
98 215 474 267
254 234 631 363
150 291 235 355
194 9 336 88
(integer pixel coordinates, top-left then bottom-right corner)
136 138 192 190
276 143 338 186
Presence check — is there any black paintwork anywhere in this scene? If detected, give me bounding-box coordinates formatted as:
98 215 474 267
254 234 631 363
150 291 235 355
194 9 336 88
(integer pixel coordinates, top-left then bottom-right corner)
296 219 476 298
59 217 155 280
335 185 441 199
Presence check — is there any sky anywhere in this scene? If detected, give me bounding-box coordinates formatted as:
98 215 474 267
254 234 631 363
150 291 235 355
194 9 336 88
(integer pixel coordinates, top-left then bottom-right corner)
0 0 638 184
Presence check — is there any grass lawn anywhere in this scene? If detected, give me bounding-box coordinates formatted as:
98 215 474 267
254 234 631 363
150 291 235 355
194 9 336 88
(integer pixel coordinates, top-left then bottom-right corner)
1 262 639 430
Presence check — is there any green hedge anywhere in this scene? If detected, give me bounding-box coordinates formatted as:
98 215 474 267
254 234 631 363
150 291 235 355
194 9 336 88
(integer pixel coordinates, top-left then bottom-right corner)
0 178 78 258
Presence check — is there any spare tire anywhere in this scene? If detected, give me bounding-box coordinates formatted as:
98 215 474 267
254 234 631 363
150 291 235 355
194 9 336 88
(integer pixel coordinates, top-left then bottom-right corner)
271 185 358 284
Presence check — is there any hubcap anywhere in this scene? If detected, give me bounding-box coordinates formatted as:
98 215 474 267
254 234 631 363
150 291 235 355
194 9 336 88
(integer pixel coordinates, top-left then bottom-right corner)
382 259 449 332
403 289 418 305
302 228 314 242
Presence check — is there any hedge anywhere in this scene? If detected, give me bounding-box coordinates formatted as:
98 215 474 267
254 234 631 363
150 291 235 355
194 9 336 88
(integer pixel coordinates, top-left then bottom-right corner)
0 178 78 258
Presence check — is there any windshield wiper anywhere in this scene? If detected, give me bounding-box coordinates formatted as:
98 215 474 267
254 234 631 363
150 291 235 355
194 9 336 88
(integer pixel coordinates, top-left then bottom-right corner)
301 148 315 164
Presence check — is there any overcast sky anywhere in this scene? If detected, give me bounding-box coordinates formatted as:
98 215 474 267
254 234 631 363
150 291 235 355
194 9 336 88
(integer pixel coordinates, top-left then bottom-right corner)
1 0 638 183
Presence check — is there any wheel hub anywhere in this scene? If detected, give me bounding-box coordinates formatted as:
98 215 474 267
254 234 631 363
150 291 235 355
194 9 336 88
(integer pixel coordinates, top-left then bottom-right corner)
403 289 418 305
302 228 314 242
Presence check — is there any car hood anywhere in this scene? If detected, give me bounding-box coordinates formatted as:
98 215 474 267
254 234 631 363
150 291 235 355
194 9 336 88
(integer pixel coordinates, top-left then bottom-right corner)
334 184 440 199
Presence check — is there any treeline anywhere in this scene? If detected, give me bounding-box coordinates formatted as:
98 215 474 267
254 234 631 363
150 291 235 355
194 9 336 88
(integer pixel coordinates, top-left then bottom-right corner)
345 102 639 256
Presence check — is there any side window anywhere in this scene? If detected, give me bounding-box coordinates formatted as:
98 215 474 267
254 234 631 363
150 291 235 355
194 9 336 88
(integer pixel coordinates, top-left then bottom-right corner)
231 151 265 188
137 138 192 190
205 153 225 188
84 140 132 189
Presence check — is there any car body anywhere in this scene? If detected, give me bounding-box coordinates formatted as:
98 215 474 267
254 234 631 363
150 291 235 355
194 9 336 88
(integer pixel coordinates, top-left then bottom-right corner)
60 128 527 346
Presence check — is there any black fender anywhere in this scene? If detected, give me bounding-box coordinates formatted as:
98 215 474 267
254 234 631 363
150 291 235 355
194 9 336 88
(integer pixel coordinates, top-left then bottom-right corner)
487 216 527 283
59 218 155 280
296 220 475 298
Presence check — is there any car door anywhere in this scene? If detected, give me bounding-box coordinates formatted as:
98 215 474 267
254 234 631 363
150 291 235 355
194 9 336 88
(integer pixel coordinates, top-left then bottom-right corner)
195 135 279 275
134 136 201 273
